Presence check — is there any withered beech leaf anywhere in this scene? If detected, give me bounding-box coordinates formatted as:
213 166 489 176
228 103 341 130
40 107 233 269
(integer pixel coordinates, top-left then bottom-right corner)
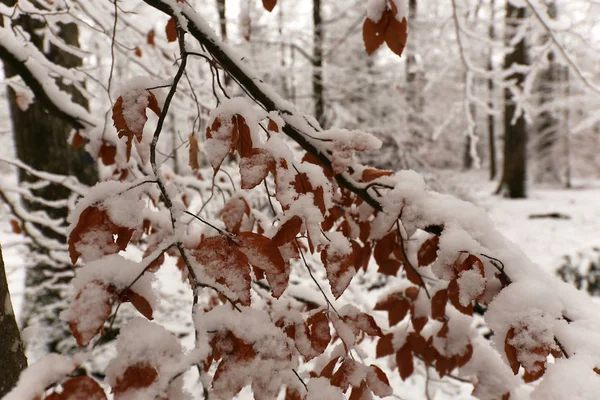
417 235 439 267
67 281 112 347
189 132 200 170
219 195 250 234
396 343 414 380
307 310 331 355
362 167 394 182
191 236 251 305
362 12 389 55
272 215 302 246
376 333 395 358
505 327 521 375
113 363 158 395
122 289 154 320
431 289 448 321
238 232 289 298
374 293 410 326
54 376 107 400
384 16 408 57
165 17 178 42
262 0 277 12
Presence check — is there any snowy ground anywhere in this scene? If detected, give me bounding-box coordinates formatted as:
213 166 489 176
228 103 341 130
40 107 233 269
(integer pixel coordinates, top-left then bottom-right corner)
2 170 600 399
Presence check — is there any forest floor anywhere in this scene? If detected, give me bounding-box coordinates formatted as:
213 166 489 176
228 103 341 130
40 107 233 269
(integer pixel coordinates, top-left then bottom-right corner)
2 170 600 399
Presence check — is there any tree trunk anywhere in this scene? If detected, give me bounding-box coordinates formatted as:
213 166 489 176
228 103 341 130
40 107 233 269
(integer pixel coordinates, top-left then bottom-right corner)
2 9 97 357
0 244 27 396
498 2 528 198
406 0 426 148
312 0 325 127
535 1 562 184
488 0 497 180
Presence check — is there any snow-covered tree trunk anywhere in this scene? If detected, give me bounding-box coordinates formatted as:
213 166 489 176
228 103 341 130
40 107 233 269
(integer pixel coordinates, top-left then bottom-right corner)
0 243 27 397
498 1 528 198
2 9 97 357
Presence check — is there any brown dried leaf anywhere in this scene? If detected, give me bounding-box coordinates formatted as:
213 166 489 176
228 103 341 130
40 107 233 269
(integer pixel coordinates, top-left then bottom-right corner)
362 168 394 182
431 289 448 321
417 235 439 267
307 311 331 355
219 196 250 234
189 132 200 170
505 327 521 375
262 0 277 12
396 343 414 380
122 289 153 320
68 281 112 346
238 232 289 297
376 333 395 358
384 16 408 57
374 293 410 326
363 12 389 55
272 216 302 246
113 364 158 395
54 376 107 400
192 236 251 305
165 17 177 42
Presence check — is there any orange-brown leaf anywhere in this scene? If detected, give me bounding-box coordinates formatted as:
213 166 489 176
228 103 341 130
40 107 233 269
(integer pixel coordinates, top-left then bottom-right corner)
367 365 392 397
505 327 521 375
319 356 340 378
396 343 414 380
147 29 156 46
192 236 251 305
307 311 331 355
363 12 389 55
240 148 274 190
362 167 394 182
68 281 112 346
122 289 153 320
262 0 277 12
417 235 439 267
376 333 394 358
219 196 250 234
267 118 280 132
72 131 85 150
384 16 408 57
165 17 178 42
113 364 158 395
55 376 107 400
272 216 302 246
10 219 22 234
374 293 410 326
238 232 288 298
431 289 448 321
189 132 200 170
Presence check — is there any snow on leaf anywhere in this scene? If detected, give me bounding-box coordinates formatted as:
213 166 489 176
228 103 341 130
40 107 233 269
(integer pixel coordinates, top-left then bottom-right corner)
219 195 250 234
112 363 158 396
307 310 331 355
68 206 135 264
366 365 393 397
321 240 356 299
192 236 251 305
65 281 112 346
240 148 274 189
46 376 106 400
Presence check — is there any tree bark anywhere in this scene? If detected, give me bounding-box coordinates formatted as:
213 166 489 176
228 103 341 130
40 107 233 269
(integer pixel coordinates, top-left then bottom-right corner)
2 8 97 357
0 243 27 396
406 0 426 147
498 2 528 198
488 0 497 180
312 0 325 127
216 0 231 86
